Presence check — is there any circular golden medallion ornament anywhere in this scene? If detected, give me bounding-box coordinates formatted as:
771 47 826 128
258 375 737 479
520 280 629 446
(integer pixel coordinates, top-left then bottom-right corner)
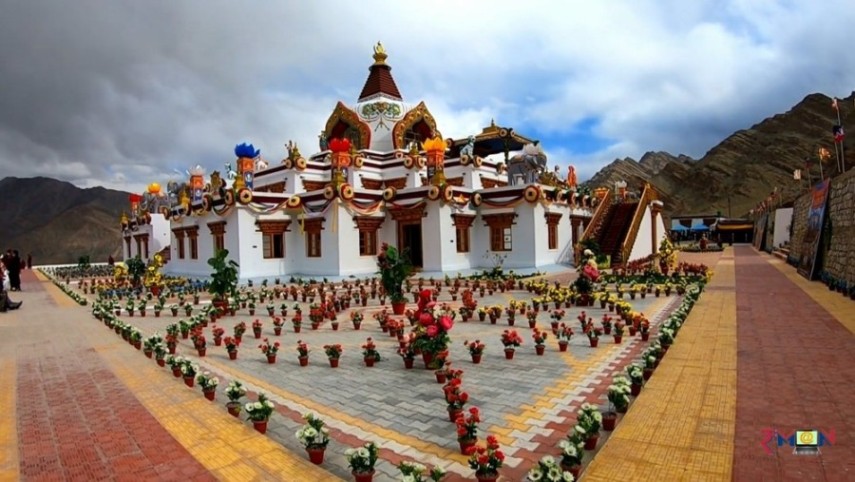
237 188 253 205
382 187 397 201
524 185 540 203
427 185 440 201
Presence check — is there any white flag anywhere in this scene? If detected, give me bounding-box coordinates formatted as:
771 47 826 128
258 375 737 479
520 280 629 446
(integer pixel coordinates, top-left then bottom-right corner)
793 169 801 180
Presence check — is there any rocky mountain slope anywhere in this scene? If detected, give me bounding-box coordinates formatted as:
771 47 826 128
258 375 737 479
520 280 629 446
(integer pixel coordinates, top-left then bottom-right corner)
585 92 855 217
0 177 129 264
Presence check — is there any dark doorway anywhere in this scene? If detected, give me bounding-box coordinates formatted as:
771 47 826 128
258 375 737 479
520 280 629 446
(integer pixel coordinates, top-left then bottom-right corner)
399 222 423 268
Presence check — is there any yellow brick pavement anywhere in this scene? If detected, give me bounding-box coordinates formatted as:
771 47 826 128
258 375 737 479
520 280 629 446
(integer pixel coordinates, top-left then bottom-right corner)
96 343 342 481
0 359 17 482
765 254 855 334
582 250 737 482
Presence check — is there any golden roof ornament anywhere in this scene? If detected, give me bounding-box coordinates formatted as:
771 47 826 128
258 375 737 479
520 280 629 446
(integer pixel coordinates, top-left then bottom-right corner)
372 41 388 65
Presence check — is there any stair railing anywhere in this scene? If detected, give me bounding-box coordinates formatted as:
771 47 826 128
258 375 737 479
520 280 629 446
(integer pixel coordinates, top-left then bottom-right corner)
620 184 654 266
577 189 611 264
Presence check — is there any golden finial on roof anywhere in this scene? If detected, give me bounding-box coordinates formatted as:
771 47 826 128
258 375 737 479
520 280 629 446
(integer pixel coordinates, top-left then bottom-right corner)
372 41 388 65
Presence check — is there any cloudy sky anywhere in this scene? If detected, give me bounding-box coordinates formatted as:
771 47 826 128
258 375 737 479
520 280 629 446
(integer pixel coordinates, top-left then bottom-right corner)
1 0 854 194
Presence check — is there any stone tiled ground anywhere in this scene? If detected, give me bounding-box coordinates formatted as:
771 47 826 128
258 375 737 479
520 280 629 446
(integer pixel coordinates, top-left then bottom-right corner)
73 274 684 480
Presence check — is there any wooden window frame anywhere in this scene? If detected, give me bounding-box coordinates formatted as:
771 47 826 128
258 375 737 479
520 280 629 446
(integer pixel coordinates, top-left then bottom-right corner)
187 227 199 260
545 212 563 251
303 218 325 258
482 213 516 252
256 220 291 259
354 217 384 257
208 221 227 255
172 229 186 259
451 214 476 254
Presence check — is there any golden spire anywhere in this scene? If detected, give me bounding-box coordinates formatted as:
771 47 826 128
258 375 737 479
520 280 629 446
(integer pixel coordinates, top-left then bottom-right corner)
372 41 388 65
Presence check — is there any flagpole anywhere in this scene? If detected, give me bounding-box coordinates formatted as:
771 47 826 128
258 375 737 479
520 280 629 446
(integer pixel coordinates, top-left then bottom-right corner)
819 149 825 180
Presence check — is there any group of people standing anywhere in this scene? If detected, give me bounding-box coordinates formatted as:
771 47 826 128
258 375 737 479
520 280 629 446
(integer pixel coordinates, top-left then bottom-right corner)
0 249 27 311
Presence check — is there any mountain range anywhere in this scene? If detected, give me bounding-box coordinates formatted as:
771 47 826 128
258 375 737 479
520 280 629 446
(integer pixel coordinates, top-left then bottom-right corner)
586 92 854 217
2 90 852 264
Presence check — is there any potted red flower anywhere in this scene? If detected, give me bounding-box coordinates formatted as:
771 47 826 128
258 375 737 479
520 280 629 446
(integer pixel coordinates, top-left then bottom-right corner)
455 407 481 454
259 338 280 364
362 337 381 367
212 326 225 346
464 340 485 364
500 330 523 359
324 344 343 368
233 321 247 344
584 322 602 348
532 328 548 355
296 340 310 366
224 336 239 360
555 324 573 352
397 342 416 369
272 316 284 336
465 435 504 482
443 378 469 422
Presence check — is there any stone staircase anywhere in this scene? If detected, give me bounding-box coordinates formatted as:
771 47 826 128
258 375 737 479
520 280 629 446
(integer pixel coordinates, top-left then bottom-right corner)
597 202 639 267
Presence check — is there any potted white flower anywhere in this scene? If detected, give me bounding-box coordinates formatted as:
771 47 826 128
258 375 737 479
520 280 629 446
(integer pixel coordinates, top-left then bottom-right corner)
345 442 379 482
296 413 330 465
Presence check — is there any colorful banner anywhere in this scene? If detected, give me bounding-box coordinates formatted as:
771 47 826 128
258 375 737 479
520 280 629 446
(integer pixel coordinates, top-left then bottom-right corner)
797 179 831 280
752 213 768 251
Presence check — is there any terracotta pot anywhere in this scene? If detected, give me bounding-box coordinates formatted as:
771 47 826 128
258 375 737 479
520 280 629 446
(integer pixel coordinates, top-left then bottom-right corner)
307 447 325 465
227 402 241 418
134 341 142 350
641 332 650 341
144 350 153 359
364 357 375 367
293 326 301 333
422 352 434 369
628 326 637 336
274 327 282 336
475 472 499 482
528 320 537 329
435 372 447 384
404 358 414 369
504 349 515 360
204 389 216 401
631 382 642 396
589 338 599 348
479 313 486 322
614 335 623 344
299 356 309 367
564 463 582 479
183 376 195 388
602 412 617 431
197 348 206 357
448 407 463 422
235 335 243 344
643 367 653 380
267 355 276 364
391 302 406 315
471 354 482 364
331 322 339 331
353 469 375 482
535 345 545 356
156 358 165 367
558 341 568 352
584 434 599 450
507 319 515 327
459 437 477 455
253 420 268 434
172 367 182 378
352 322 361 330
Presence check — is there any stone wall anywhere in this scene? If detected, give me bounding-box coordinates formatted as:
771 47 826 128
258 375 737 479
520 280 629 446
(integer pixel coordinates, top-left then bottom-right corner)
787 168 855 284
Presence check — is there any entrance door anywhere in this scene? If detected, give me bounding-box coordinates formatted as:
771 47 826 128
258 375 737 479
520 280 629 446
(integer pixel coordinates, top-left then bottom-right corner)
399 222 423 269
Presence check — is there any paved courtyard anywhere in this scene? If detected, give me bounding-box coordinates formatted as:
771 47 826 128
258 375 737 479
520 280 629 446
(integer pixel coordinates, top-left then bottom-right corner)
1 247 853 481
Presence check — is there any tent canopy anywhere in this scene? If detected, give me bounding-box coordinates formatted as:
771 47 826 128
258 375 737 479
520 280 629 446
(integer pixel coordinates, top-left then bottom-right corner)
671 225 688 232
690 224 710 231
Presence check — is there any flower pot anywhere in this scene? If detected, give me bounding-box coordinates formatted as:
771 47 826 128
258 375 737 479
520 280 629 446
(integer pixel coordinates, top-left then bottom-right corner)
353 469 375 482
528 320 537 329
643 368 653 380
475 472 499 482
274 327 282 336
391 301 406 315
422 352 434 369
144 349 153 359
504 348 515 360
631 382 642 396
602 411 617 431
134 341 142 350
535 345 545 356
204 389 216 401
293 326 301 333
352 321 361 330
227 402 241 418
628 326 637 336
156 358 165 367
479 313 486 322
364 357 375 367
267 355 277 364
331 322 339 331
214 337 223 346
568 464 582 479
613 335 623 344
248 310 255 316
584 434 599 450
306 447 325 465
172 367 182 378
197 348 206 357
459 437 477 455
404 358 414 369
299 356 309 367
507 319 515 327
471 354 482 364
558 341 568 352
329 358 339 368
253 420 268 434
448 407 463 422
253 329 262 339
641 332 650 341
603 326 612 335
435 372 447 384
183 376 195 388
589 338 599 348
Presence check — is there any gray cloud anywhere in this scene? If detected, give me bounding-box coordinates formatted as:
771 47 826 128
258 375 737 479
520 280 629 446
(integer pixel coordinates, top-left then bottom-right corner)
1 0 854 194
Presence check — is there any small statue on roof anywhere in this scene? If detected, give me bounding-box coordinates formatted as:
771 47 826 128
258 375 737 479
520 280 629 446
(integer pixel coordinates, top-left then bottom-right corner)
287 140 302 161
460 135 476 160
408 141 419 157
319 131 329 151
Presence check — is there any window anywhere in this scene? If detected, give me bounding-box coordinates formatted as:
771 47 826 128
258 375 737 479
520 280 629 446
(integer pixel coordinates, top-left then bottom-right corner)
263 233 285 258
125 237 132 258
142 235 149 259
482 213 516 252
545 212 563 250
490 226 512 251
172 230 186 259
359 230 376 256
256 220 291 260
303 218 325 258
354 216 384 257
190 236 198 259
451 214 475 254
135 237 142 257
208 221 227 255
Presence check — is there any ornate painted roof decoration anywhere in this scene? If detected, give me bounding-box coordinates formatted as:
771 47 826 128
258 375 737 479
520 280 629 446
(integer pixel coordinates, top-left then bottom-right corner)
188 165 206 177
147 183 162 195
323 102 372 150
392 101 441 150
328 138 351 153
234 143 260 159
446 121 537 161
358 42 403 102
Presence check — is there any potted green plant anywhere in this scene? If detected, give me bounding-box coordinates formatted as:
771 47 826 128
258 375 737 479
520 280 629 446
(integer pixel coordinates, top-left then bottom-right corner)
376 243 412 315
207 249 239 314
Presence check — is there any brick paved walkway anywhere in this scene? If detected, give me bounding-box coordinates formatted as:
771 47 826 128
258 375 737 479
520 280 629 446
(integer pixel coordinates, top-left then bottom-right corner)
731 246 855 482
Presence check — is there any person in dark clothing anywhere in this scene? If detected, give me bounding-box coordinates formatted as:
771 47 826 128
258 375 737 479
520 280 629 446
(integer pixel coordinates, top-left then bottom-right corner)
26 253 32 269
0 262 22 311
8 250 21 291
